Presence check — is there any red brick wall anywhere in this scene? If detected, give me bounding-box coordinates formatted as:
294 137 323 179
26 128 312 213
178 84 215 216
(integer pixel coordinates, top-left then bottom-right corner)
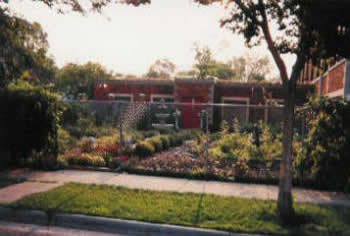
314 80 321 95
321 74 328 95
327 61 345 94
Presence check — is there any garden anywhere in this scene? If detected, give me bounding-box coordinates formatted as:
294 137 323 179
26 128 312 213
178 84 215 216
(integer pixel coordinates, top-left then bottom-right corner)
51 96 350 192
2 82 350 193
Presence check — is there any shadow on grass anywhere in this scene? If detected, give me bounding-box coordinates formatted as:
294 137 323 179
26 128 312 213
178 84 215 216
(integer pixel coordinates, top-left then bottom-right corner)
193 193 205 225
256 201 350 235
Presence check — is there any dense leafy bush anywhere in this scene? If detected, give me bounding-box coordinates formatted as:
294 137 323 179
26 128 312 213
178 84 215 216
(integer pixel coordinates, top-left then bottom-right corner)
148 136 163 152
159 136 170 150
0 82 60 162
58 128 77 154
135 141 155 157
65 150 105 167
294 97 350 191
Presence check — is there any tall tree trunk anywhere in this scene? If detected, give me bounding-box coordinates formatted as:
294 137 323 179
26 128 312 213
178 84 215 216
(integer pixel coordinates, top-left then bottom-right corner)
278 80 297 220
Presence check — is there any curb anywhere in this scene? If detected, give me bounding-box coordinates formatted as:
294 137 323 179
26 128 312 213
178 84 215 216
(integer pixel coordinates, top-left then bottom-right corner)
0 207 258 236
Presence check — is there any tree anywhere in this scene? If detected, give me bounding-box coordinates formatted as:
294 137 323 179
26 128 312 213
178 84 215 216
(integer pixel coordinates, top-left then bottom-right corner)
208 60 236 80
230 53 271 82
196 0 350 221
0 8 56 87
55 62 115 100
194 43 212 79
146 58 176 78
176 69 197 78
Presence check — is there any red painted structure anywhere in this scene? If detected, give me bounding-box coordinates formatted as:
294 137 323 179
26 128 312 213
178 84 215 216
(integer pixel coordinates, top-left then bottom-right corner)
94 78 313 128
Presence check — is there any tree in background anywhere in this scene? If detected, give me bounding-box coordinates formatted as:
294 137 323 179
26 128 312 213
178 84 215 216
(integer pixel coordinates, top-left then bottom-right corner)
55 62 115 100
176 69 197 78
208 60 235 80
0 8 57 87
194 43 212 79
230 53 271 82
146 58 176 78
192 43 271 81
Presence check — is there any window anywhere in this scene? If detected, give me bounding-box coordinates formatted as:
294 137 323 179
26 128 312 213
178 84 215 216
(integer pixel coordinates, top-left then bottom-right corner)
115 96 132 102
221 97 250 125
151 95 174 103
112 94 133 103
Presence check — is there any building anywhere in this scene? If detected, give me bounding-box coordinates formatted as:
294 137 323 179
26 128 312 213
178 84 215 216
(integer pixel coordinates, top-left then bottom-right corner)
94 78 312 129
298 59 350 100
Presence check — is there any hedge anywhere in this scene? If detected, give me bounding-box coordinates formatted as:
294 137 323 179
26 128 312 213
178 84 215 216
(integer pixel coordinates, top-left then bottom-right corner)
0 82 60 163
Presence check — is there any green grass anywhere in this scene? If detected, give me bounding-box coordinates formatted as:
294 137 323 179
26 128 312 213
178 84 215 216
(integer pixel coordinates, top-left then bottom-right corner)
11 183 350 235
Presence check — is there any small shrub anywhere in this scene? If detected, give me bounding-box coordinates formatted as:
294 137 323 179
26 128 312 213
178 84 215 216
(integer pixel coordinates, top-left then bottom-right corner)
143 130 160 138
134 141 155 157
65 153 105 167
148 136 163 152
109 156 128 169
159 136 170 150
172 134 184 146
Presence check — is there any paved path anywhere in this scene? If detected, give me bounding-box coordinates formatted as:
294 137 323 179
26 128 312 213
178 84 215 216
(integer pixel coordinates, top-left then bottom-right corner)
1 169 349 206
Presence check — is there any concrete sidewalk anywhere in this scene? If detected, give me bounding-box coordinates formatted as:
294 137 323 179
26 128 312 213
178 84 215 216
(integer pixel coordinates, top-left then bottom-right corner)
1 169 350 206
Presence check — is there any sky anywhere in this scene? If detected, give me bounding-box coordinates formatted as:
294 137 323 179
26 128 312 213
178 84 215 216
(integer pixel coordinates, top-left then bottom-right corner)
7 0 295 77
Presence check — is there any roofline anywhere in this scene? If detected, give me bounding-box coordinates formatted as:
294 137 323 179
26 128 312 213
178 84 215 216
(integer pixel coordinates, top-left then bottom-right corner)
96 78 314 89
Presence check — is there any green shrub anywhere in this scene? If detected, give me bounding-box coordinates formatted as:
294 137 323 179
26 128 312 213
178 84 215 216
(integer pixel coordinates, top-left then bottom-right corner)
172 134 184 146
65 153 105 167
58 128 77 153
0 82 60 162
143 130 160 138
159 136 170 150
134 141 155 157
148 136 163 152
294 96 350 191
168 135 176 147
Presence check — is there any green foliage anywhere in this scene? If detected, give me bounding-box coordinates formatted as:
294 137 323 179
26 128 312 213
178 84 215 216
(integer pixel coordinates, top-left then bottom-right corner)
0 8 56 88
146 58 176 78
208 60 235 80
148 136 163 152
210 123 287 166
0 81 60 161
57 127 77 154
55 62 115 99
294 97 350 191
135 141 155 157
159 136 170 150
65 152 105 167
193 43 212 80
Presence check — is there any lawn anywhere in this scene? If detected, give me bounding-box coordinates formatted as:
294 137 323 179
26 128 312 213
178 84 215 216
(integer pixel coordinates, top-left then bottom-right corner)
11 183 350 235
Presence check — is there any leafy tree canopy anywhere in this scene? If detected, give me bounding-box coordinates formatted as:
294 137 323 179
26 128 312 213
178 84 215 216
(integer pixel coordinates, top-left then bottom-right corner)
0 8 57 87
194 43 213 80
55 62 115 100
146 58 176 79
229 53 271 82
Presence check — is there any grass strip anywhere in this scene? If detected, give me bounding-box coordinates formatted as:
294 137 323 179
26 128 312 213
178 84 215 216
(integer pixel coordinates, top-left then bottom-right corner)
11 182 350 235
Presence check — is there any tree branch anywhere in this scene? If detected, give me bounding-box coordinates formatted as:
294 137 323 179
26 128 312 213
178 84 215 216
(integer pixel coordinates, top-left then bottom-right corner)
258 0 289 84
